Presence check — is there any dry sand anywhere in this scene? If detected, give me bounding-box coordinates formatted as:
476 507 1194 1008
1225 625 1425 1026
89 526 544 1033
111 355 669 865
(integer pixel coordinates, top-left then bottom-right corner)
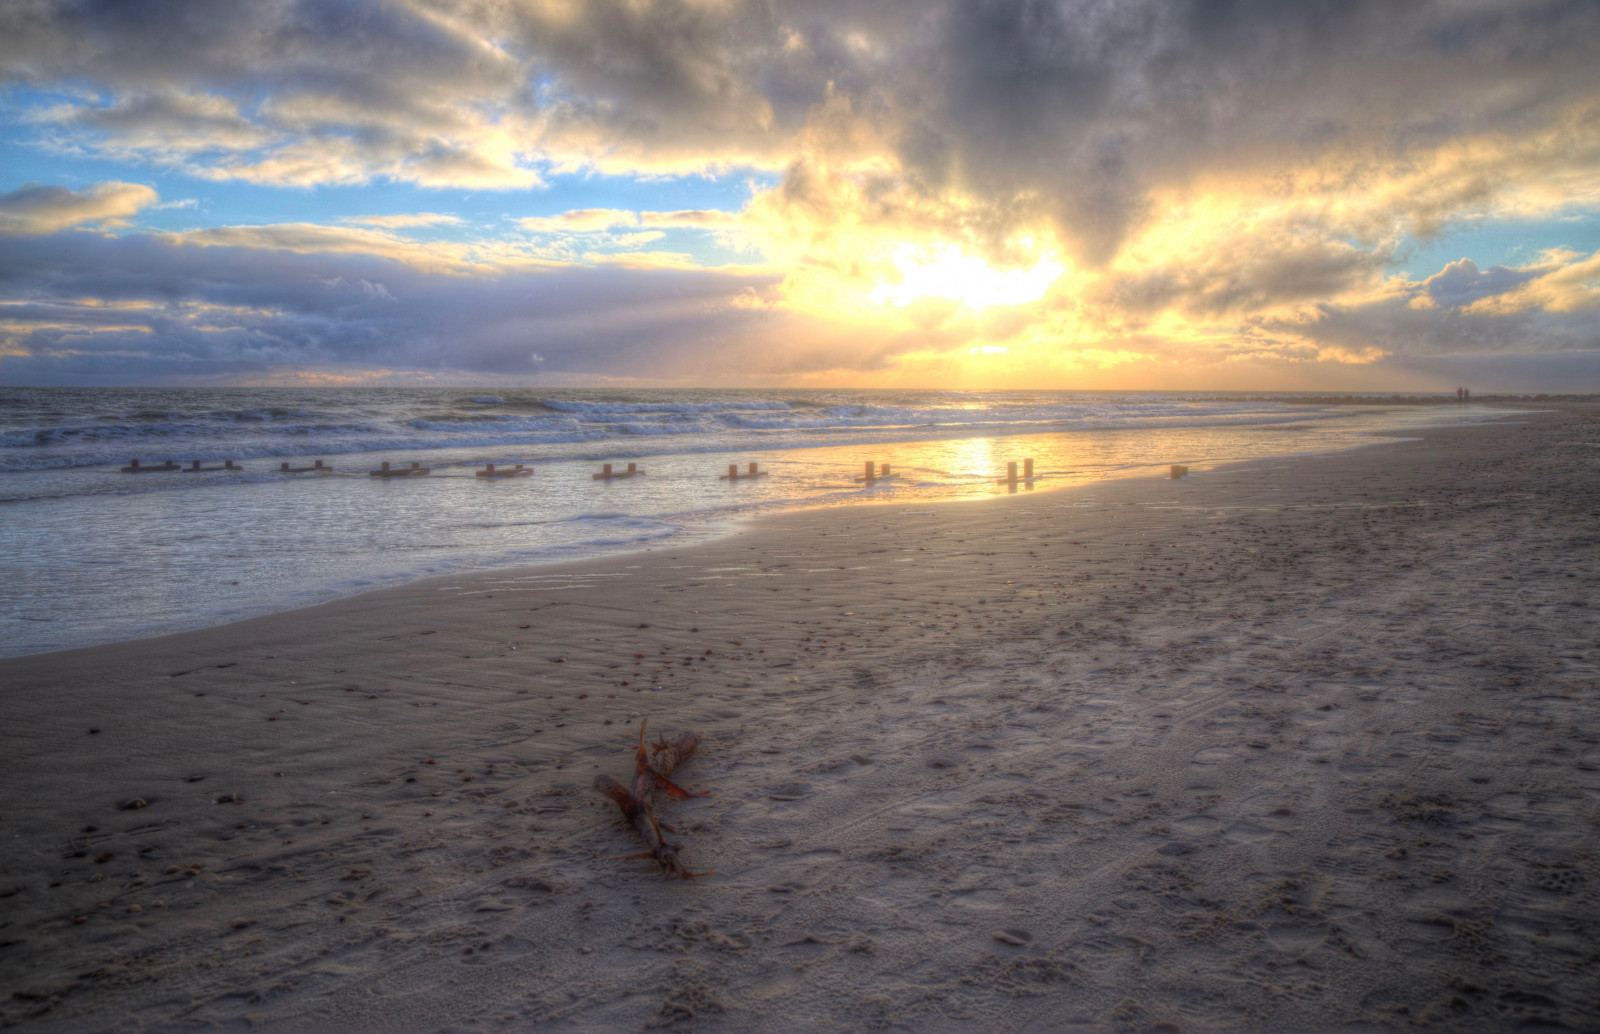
3 404 1598 1032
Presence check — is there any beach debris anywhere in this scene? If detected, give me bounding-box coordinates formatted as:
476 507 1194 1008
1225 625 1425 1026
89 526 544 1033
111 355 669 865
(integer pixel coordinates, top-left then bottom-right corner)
277 460 328 473
117 797 148 810
593 719 710 879
1170 464 1189 479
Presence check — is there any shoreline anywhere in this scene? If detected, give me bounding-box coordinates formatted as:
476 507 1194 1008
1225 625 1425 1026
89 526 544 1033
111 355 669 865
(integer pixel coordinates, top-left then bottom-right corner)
2 402 1596 1031
2 404 1520 661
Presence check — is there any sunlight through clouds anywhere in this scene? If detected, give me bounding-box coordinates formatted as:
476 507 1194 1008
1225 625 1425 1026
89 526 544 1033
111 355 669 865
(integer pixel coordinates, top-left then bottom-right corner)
871 245 1064 309
0 0 1597 386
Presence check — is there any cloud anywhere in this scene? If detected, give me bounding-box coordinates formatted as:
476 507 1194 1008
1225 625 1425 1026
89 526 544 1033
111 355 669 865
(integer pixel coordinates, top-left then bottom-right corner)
342 213 464 229
0 226 790 384
1258 249 1600 360
2 2 1599 385
518 209 641 233
0 181 159 235
640 209 746 228
1463 249 1600 315
514 207 752 238
1422 258 1536 309
43 89 277 154
2 219 1594 388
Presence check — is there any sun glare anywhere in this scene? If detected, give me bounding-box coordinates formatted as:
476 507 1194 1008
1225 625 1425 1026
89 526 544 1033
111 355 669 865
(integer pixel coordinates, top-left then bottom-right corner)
870 244 1064 309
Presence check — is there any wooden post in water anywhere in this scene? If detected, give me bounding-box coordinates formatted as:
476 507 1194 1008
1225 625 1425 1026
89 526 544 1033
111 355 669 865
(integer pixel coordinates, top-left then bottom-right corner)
603 463 613 477
880 463 891 478
864 460 875 481
1006 460 1017 483
627 462 637 475
1024 458 1034 480
728 464 738 479
381 461 391 471
748 462 759 476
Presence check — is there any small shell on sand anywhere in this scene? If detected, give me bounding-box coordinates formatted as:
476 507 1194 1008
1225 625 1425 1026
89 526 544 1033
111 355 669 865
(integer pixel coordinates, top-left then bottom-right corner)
117 797 148 810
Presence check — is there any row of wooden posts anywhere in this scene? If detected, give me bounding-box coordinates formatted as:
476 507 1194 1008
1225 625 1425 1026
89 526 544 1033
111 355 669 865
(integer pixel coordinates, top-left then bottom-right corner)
119 456 1196 482
119 458 243 473
124 458 799 480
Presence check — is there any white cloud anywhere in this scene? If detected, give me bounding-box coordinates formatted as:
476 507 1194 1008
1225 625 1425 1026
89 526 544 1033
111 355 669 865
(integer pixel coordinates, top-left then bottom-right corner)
518 210 642 233
0 181 159 235
342 213 465 229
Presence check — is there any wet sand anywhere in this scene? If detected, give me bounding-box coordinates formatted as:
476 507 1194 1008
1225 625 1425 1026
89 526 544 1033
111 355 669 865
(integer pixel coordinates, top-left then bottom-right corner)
2 403 1598 1031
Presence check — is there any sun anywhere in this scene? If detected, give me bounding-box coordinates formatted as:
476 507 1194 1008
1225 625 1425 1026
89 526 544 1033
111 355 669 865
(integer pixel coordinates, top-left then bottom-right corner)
870 243 1064 309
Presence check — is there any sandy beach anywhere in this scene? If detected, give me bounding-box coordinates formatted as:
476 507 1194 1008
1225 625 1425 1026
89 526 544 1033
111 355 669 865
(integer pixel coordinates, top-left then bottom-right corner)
3 403 1597 1032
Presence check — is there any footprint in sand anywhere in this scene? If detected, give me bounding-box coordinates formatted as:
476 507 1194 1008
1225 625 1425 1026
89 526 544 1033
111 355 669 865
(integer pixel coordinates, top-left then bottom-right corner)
1191 746 1236 765
1264 923 1327 955
1336 756 1391 776
947 887 1005 909
1173 814 1220 834
1223 819 1279 843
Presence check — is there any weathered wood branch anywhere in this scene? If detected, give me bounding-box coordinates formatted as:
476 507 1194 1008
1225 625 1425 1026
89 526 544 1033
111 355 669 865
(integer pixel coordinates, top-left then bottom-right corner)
594 719 710 879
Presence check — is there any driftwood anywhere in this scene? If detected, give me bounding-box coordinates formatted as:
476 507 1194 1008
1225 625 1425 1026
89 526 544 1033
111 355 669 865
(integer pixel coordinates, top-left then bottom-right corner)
594 719 710 879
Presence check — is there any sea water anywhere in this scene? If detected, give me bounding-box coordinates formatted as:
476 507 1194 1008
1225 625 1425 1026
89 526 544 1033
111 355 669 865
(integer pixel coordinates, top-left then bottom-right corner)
0 388 1508 656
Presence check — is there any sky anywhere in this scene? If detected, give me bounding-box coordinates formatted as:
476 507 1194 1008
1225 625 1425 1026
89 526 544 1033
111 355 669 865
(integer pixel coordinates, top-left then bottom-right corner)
0 0 1597 390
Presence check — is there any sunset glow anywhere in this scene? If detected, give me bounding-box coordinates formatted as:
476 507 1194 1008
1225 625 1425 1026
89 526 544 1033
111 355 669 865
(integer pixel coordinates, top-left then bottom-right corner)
0 2 1595 388
870 246 1065 310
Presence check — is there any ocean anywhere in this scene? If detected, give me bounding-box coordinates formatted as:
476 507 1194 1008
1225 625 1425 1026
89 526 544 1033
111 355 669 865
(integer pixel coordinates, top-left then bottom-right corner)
0 387 1505 656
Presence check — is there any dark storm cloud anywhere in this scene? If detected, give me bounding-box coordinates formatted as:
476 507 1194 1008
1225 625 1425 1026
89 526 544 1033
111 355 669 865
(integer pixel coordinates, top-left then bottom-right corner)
0 230 785 384
886 0 1600 263
9 1 1597 233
